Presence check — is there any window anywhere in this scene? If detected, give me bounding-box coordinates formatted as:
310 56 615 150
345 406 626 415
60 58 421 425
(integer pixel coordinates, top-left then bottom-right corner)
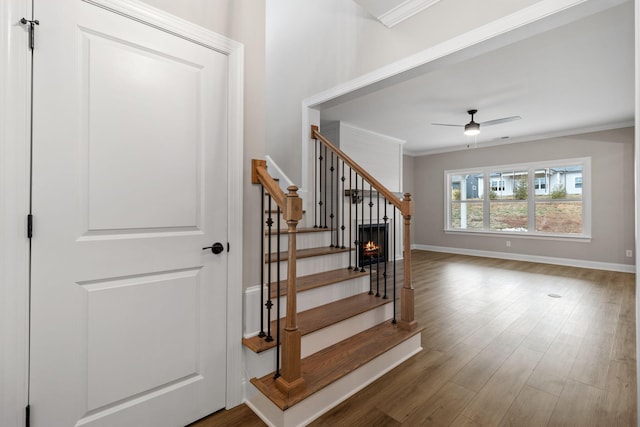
445 158 590 238
449 173 484 231
490 180 505 191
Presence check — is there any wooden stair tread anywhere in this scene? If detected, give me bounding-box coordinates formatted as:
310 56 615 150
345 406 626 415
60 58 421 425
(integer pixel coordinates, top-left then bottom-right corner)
265 246 352 263
265 227 334 235
268 268 368 299
242 292 392 353
250 321 423 410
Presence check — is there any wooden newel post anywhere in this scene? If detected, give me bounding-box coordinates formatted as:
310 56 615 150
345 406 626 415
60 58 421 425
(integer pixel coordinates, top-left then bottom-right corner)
398 193 417 331
276 186 305 393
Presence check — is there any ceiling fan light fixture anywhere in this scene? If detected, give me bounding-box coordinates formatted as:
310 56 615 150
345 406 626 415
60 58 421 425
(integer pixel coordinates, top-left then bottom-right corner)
464 121 480 136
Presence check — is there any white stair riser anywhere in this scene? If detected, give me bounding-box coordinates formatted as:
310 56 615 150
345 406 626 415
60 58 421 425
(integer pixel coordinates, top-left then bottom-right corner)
281 275 370 316
243 303 394 380
267 251 354 279
246 334 423 427
266 231 333 251
301 303 393 358
243 275 370 338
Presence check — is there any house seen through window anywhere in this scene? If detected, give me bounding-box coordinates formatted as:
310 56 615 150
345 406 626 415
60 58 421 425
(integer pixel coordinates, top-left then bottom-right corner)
446 158 589 238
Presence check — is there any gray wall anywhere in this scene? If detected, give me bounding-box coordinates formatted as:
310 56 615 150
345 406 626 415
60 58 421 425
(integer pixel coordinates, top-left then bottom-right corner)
411 127 635 267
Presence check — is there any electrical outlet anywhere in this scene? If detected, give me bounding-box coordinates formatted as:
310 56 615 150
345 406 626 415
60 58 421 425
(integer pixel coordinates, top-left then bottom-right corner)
506 240 511 248
626 249 633 258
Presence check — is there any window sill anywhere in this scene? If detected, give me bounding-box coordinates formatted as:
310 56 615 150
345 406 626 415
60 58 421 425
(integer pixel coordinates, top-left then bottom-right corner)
444 229 592 243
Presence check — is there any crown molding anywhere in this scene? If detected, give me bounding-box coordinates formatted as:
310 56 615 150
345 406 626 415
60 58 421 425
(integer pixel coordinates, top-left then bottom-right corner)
378 0 442 28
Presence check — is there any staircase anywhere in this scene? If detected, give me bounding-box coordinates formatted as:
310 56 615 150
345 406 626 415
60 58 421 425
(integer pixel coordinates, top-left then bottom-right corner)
243 128 422 426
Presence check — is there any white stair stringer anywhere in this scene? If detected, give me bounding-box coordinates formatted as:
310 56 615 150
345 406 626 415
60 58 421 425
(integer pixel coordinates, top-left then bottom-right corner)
245 333 423 427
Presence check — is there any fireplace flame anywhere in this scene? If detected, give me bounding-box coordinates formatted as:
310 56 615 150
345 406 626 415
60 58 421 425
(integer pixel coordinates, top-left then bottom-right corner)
363 241 379 256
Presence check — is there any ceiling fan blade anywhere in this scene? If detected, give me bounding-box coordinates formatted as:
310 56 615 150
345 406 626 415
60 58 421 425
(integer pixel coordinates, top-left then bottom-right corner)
432 123 464 127
480 116 522 127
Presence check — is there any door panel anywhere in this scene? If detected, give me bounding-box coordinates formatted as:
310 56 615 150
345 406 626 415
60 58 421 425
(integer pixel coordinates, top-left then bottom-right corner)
30 1 228 426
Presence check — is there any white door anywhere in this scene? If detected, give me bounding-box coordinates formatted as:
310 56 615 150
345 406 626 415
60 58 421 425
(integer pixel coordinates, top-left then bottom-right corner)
30 1 229 426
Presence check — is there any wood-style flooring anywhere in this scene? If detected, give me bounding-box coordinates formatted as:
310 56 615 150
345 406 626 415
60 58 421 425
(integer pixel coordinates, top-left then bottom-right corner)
192 250 637 426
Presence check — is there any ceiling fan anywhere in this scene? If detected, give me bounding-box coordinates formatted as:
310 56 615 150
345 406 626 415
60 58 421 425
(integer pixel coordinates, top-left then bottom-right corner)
432 109 521 136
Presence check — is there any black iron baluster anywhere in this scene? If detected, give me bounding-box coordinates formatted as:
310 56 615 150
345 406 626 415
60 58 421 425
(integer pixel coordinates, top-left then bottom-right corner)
353 173 359 271
314 138 318 228
348 167 353 269
265 195 274 341
383 199 389 299
259 186 266 338
274 204 281 378
341 161 346 249
318 143 324 228
360 176 366 273
324 145 328 228
368 183 373 292
376 189 380 297
392 213 397 324
330 151 335 246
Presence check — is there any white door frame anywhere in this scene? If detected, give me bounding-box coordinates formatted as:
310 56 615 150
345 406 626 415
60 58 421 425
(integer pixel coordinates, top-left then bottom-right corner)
0 1 244 425
0 1 31 426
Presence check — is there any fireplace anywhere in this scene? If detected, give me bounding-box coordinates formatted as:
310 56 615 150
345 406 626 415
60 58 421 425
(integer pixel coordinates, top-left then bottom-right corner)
358 223 387 267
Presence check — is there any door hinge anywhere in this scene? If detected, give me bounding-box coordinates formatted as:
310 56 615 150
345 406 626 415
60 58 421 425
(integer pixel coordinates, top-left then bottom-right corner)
25 404 30 427
227 242 230 253
27 214 33 239
20 18 39 50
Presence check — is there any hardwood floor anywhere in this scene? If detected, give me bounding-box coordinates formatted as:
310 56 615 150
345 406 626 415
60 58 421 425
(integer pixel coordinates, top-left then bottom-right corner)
193 250 637 426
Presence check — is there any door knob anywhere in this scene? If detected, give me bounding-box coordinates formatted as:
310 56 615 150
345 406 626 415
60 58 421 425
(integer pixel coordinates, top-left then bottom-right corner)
203 242 224 254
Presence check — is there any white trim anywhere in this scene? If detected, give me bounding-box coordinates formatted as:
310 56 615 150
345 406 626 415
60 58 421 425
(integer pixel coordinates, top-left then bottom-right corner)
444 157 591 239
265 155 295 189
225 30 245 409
1 1 31 426
443 230 591 243
86 0 245 409
412 244 635 273
83 0 242 53
340 122 407 145
378 0 442 28
634 0 639 423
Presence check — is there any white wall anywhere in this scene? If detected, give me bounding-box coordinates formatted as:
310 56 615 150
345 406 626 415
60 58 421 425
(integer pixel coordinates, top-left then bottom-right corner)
336 122 404 193
266 0 542 184
412 127 635 269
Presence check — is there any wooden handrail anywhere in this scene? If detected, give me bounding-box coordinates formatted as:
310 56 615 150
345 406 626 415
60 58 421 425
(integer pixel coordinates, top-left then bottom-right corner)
311 125 412 216
252 159 285 209
310 126 417 331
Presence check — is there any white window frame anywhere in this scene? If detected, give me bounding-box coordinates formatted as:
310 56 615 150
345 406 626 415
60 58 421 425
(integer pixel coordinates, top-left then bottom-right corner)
444 157 591 240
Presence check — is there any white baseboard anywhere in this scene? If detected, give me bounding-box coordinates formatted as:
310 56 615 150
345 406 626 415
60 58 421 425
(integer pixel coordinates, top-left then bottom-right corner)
412 244 635 273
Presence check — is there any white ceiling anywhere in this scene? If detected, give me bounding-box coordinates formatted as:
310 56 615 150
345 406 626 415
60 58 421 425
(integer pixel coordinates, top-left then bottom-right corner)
320 1 635 156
